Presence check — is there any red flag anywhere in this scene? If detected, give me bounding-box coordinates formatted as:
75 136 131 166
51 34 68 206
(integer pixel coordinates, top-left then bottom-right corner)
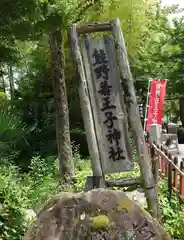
146 80 167 132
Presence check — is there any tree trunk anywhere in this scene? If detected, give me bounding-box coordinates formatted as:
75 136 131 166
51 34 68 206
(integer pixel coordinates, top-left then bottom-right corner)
0 74 6 93
8 65 14 99
2 75 6 93
179 98 184 127
49 29 75 181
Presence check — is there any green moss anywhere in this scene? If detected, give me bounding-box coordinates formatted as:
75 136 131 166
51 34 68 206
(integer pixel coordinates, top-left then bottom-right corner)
117 198 132 213
89 215 110 229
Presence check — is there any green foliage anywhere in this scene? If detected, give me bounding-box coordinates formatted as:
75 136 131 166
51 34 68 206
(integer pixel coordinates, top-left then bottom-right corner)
0 162 30 239
0 92 7 99
73 158 92 192
24 156 62 208
0 102 30 143
0 101 34 162
1 0 184 238
159 181 184 238
164 98 180 123
1 153 184 239
165 19 184 95
1 0 179 162
0 150 86 239
0 0 38 65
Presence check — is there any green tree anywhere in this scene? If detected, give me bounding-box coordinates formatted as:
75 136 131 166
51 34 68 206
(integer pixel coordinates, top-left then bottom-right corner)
0 0 38 65
13 0 111 179
36 0 105 180
165 19 184 94
0 0 179 174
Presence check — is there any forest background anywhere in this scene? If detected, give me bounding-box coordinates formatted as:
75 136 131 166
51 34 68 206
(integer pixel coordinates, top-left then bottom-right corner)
1 0 184 239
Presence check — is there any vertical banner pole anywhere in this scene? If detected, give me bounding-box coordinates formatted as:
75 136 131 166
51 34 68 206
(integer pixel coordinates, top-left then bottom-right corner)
144 78 152 134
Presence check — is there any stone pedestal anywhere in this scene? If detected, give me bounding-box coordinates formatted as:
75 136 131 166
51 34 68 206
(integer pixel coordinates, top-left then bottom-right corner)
168 123 178 135
149 124 161 145
161 133 179 155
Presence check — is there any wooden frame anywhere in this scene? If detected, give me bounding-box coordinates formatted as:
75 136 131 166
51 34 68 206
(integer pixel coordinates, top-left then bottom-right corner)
69 18 159 219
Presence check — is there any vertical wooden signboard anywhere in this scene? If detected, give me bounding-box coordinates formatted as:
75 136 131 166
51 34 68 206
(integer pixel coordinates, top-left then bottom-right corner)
81 36 133 174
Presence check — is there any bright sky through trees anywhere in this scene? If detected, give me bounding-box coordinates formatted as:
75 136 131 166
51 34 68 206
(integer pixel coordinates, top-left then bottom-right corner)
162 0 184 8
162 0 184 19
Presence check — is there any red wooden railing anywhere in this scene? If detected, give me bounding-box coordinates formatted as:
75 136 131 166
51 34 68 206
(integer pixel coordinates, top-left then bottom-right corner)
148 141 184 204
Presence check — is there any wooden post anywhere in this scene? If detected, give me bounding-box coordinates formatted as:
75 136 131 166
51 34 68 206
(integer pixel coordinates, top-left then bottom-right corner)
150 144 159 184
164 149 168 178
173 157 178 191
150 144 161 220
161 146 165 177
143 79 151 133
69 24 104 188
180 159 184 203
168 153 173 202
110 18 159 219
157 144 161 177
76 21 111 34
145 132 150 155
106 177 142 187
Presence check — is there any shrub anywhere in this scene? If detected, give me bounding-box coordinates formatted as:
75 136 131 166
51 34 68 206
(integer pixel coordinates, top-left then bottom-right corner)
0 163 30 240
24 155 62 210
159 180 184 239
0 155 65 239
1 150 184 239
70 128 89 157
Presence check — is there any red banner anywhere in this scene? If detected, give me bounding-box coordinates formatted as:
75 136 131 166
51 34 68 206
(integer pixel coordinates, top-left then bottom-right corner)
146 80 167 132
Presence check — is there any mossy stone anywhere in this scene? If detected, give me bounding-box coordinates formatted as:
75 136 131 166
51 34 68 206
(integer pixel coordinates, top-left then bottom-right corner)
89 215 110 229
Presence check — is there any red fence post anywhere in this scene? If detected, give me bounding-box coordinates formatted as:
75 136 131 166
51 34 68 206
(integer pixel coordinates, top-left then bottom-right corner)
180 159 184 203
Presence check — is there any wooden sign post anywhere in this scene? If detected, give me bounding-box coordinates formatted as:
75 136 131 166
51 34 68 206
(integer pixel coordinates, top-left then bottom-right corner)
69 19 159 219
81 35 133 174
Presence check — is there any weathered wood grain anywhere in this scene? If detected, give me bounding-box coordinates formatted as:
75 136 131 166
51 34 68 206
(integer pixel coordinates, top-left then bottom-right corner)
80 34 107 173
106 177 141 187
69 24 103 178
77 21 111 34
81 35 133 174
110 18 159 219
